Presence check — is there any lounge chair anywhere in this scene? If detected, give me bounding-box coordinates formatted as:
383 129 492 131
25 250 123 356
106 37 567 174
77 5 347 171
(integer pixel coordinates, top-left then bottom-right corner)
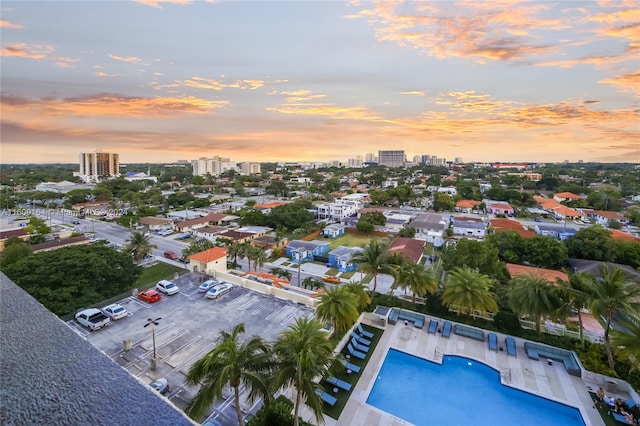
350 337 369 353
353 332 371 346
346 342 366 360
442 321 452 338
326 376 352 391
428 320 438 334
505 336 517 357
357 323 374 338
626 398 637 410
340 359 361 373
488 332 498 351
315 389 337 406
610 410 629 425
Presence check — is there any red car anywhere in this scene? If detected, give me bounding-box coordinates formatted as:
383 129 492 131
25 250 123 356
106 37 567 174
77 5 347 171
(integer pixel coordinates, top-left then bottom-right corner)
139 289 161 303
164 251 179 260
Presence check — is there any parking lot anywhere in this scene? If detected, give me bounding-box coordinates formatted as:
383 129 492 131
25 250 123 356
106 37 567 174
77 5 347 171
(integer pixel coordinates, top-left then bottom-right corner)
68 272 316 425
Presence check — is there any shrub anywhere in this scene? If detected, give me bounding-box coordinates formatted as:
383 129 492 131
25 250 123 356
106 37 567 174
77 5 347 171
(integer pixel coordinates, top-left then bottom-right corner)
493 310 522 335
246 395 314 426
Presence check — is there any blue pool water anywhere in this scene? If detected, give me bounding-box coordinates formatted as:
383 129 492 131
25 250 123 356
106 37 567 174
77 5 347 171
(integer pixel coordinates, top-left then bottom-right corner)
366 349 585 426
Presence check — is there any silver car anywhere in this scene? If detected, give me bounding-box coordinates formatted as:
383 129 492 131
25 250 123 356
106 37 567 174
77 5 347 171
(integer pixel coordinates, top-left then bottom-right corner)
205 283 233 299
101 303 128 320
198 279 220 293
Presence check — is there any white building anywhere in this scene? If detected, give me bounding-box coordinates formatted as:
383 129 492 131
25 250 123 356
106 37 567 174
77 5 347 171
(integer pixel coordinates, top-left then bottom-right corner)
378 150 405 168
78 151 119 183
123 171 157 183
191 156 238 177
316 199 362 221
240 162 261 175
35 181 95 194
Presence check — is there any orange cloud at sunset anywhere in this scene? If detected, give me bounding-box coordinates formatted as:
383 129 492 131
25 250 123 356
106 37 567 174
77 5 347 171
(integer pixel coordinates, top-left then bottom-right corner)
0 20 23 29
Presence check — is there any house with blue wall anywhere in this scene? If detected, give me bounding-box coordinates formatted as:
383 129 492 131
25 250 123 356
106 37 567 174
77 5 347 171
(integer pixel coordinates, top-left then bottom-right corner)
323 223 347 238
328 246 364 272
286 240 330 263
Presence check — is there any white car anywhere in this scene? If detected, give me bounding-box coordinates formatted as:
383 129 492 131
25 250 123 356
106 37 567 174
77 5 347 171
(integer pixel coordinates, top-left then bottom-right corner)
205 282 233 299
156 279 179 295
102 303 128 320
198 279 220 293
160 229 174 236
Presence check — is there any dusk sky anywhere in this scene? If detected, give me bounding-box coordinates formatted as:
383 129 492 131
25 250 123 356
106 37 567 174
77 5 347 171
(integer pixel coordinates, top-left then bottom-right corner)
1 1 638 165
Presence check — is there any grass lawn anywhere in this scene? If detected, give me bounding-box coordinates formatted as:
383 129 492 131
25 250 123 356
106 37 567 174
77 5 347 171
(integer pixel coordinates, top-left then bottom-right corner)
134 263 187 290
589 393 629 426
325 233 384 250
321 323 384 420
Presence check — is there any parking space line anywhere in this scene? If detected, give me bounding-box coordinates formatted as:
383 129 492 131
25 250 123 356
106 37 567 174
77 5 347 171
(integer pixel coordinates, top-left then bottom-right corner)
280 310 297 326
239 298 259 311
265 306 286 320
129 297 151 309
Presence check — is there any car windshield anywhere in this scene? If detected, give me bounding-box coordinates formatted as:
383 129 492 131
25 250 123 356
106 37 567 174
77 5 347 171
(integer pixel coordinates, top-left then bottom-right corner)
166 283 175 288
113 307 125 313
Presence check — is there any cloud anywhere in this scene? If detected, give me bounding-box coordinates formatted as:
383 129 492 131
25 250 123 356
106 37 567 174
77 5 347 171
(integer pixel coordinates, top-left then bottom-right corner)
154 76 265 91
599 72 640 94
134 0 193 8
0 20 23 29
1 93 228 118
95 71 121 78
1 42 79 67
108 54 142 63
399 91 425 96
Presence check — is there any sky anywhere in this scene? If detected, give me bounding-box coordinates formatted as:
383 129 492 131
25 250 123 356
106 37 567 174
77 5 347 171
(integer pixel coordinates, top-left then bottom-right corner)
1 0 638 165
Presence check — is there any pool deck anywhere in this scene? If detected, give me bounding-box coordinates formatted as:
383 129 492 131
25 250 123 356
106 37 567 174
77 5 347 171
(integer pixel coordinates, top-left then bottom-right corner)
300 315 605 426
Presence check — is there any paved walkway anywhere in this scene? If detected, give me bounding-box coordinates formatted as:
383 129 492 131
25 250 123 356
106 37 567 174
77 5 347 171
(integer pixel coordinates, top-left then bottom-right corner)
299 315 605 426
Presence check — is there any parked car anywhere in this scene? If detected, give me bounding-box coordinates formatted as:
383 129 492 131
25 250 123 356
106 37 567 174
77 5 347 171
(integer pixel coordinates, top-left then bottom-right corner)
139 289 162 303
75 308 111 331
205 282 234 299
156 279 179 295
71 219 81 225
160 229 174 236
177 233 191 240
101 303 128 320
164 251 179 260
322 276 341 284
150 378 170 395
198 279 220 293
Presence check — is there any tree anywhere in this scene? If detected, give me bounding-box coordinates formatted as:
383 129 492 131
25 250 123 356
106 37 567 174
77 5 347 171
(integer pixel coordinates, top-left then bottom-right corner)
248 246 268 272
360 211 386 226
564 226 616 262
315 285 359 334
522 235 568 269
611 315 640 372
442 238 504 278
509 273 562 333
185 323 272 426
270 267 292 281
266 180 288 197
432 192 454 212
343 281 371 309
356 220 374 233
2 245 141 316
273 318 334 426
398 226 416 238
123 231 157 263
267 204 314 231
241 210 268 226
25 216 51 243
184 239 216 257
589 265 640 369
442 267 498 317
391 262 437 304
0 240 33 268
353 239 390 294
487 231 524 263
556 271 595 350
301 277 324 290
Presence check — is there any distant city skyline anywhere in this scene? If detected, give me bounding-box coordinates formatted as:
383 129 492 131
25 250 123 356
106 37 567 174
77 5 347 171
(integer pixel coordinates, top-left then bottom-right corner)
1 1 638 164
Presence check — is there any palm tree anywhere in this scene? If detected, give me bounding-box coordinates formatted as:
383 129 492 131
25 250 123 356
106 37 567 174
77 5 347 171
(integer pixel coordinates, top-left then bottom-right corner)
556 271 595 350
273 317 334 426
185 323 272 426
353 239 390 294
509 272 562 333
315 285 359 334
301 277 324 290
442 267 498 317
590 265 640 369
611 315 640 372
227 242 244 269
124 231 157 263
392 262 438 304
270 267 292 281
252 247 268 272
343 281 371 309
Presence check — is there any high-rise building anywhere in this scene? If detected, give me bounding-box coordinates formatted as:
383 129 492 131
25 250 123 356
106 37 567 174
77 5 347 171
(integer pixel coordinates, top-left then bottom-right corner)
191 156 235 177
348 156 363 168
454 157 463 163
378 150 405 168
421 155 430 165
365 153 377 163
78 151 119 183
240 162 261 175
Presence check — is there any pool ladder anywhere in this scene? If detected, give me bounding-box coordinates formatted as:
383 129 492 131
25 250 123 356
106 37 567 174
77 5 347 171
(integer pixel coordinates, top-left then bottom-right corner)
500 368 512 383
434 347 444 362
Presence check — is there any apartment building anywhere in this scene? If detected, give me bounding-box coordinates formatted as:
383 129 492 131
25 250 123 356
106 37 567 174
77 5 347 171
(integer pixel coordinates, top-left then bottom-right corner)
378 150 405 168
191 156 237 177
78 151 119 183
316 199 362 221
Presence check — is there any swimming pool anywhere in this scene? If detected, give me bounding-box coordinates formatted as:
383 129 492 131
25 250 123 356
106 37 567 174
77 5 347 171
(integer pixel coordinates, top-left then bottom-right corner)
366 349 585 426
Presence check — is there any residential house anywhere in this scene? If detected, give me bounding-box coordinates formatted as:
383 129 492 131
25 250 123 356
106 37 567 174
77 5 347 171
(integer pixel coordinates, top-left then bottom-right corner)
579 209 627 226
316 199 362 221
533 195 584 220
174 213 229 233
387 237 425 263
286 240 330 263
567 259 640 281
534 223 577 240
327 246 364 272
0 228 30 251
193 225 227 241
384 210 414 229
488 203 514 217
553 192 585 203
357 207 388 218
251 234 289 250
411 213 446 247
489 218 536 238
254 201 286 215
188 247 227 275
506 263 568 283
139 216 173 232
31 236 91 253
608 229 640 242
455 200 481 214
323 223 347 238
123 171 157 183
452 217 487 239
217 226 271 245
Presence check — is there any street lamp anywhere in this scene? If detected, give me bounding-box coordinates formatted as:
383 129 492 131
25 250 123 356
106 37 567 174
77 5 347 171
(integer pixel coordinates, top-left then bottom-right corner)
144 317 162 370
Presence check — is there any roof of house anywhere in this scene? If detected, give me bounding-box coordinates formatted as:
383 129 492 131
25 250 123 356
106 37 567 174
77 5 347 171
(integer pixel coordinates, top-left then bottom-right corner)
609 229 640 242
188 247 227 263
255 201 286 209
0 228 29 239
582 209 626 220
287 240 329 251
329 245 364 260
324 223 347 232
31 236 90 252
454 216 484 222
567 259 640 281
217 230 255 241
490 219 536 238
456 200 481 209
506 263 568 283
491 203 514 210
387 237 425 263
535 223 578 233
139 216 173 225
550 205 584 217
0 273 194 426
177 213 228 228
554 192 585 199
194 225 227 234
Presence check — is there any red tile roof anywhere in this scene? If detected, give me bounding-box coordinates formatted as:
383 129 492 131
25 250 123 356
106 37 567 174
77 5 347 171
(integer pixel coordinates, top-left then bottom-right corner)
609 229 639 242
456 200 481 209
188 247 227 263
0 229 29 239
490 219 536 238
255 201 286 209
506 263 568 283
554 192 585 199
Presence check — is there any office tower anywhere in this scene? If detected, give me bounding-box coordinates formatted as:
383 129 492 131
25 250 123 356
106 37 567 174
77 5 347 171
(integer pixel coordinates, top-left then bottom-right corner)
378 150 405 168
78 151 119 183
421 155 430 165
